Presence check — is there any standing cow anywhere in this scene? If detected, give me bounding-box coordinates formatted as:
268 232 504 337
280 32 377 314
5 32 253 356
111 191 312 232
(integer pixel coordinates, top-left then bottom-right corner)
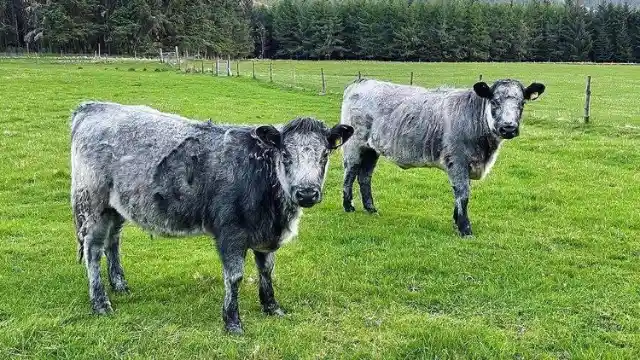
340 78 545 237
70 102 353 333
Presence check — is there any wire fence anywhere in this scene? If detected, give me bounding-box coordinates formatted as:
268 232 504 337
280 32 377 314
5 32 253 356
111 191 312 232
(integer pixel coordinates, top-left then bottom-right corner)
1 51 601 124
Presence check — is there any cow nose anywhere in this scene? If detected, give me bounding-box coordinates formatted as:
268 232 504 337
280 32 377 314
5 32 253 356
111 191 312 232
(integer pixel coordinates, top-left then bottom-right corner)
295 188 320 204
499 124 518 138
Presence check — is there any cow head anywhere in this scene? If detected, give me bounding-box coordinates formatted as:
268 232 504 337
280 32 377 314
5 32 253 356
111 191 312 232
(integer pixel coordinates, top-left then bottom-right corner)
473 80 545 139
251 118 354 207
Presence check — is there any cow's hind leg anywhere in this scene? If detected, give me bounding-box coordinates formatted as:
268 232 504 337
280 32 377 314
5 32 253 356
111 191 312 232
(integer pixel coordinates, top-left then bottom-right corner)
105 211 128 293
342 144 361 212
358 148 380 214
79 208 118 314
254 250 285 316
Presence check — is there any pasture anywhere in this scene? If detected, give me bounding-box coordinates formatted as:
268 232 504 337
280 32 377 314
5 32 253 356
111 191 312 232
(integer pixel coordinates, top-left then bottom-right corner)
0 58 639 359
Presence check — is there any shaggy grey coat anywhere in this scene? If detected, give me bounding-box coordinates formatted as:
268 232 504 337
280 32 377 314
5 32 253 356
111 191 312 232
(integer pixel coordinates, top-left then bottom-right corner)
70 101 353 333
340 78 545 236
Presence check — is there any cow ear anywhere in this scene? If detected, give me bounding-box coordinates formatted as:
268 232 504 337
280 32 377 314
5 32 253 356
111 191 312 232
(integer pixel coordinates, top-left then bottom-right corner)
525 82 545 101
327 124 354 149
251 125 282 149
473 82 493 99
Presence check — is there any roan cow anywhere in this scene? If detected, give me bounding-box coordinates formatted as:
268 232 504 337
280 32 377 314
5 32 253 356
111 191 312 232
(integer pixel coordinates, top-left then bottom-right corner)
340 78 545 236
70 102 354 333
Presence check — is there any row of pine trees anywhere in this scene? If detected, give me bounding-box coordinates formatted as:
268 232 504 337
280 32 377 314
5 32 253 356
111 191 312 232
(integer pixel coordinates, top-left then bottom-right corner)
1 0 639 63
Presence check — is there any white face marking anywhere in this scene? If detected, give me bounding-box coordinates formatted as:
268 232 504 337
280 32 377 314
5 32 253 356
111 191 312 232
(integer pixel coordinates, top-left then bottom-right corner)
275 159 293 200
485 102 496 131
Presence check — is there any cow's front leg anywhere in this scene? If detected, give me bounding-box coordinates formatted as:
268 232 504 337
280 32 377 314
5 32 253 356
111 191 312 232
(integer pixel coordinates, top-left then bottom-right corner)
217 238 247 334
447 161 472 237
254 250 285 316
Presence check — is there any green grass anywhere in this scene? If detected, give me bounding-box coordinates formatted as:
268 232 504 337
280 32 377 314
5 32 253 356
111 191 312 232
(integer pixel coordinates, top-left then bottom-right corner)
1 58 639 359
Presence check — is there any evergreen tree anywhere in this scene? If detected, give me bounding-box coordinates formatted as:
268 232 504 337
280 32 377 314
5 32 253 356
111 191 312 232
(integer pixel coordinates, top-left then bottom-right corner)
393 0 421 61
609 4 632 62
592 3 612 62
306 0 345 59
488 4 512 61
560 0 593 61
528 0 554 62
339 0 365 59
463 0 491 61
272 0 302 58
629 8 640 62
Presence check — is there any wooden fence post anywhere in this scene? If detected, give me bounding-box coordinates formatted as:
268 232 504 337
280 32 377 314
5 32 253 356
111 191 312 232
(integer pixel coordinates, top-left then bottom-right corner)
584 76 592 124
410 71 413 85
98 43 101 58
236 61 240 77
320 68 326 95
358 71 361 80
215 57 219 76
252 61 256 79
226 56 231 76
201 58 204 73
479 74 483 81
269 62 273 82
159 48 163 63
175 46 180 70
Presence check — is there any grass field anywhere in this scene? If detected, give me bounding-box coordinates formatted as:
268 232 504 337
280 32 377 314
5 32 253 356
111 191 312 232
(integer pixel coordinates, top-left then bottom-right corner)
1 58 639 359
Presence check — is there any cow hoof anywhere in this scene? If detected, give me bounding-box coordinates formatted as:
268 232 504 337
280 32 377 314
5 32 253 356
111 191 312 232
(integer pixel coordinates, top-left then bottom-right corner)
111 281 130 294
225 323 244 335
365 207 378 215
459 229 473 238
344 205 356 212
264 307 286 317
92 301 113 315
112 285 130 294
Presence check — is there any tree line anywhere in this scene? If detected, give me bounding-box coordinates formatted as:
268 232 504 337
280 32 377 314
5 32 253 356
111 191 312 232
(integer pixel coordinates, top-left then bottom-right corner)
1 0 639 63
0 0 254 58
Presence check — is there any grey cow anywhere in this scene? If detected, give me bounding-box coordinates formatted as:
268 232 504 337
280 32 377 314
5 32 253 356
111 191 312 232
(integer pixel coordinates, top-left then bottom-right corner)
340 78 545 236
70 102 353 333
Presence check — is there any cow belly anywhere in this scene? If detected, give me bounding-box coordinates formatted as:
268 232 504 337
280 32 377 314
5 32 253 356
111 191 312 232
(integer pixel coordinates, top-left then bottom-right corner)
371 141 444 171
108 189 204 237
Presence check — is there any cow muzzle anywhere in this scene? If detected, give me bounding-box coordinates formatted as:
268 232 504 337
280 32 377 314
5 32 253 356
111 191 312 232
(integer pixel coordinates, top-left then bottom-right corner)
293 186 321 207
498 124 519 139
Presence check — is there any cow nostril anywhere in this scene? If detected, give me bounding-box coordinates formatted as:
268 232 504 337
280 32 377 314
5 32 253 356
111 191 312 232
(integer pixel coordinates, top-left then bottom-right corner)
295 188 320 202
501 125 517 133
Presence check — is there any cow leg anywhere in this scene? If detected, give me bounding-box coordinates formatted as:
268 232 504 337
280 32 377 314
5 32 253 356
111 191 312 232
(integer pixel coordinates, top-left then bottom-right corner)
81 211 116 314
254 251 285 316
342 149 361 213
447 162 473 237
217 236 247 334
105 210 128 293
358 148 380 214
